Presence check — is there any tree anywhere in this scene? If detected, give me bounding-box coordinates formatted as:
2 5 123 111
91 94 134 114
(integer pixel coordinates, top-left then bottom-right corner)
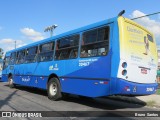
0 48 4 59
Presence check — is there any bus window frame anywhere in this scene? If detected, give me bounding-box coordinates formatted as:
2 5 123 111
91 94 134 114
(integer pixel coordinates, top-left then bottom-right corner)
37 41 55 62
25 46 38 64
55 34 80 60
16 50 26 64
80 25 110 58
3 56 10 70
9 52 17 65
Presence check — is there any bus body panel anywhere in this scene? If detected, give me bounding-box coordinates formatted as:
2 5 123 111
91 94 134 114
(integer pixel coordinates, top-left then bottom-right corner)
14 63 39 87
116 78 158 95
60 78 110 97
110 18 120 77
60 54 111 96
2 74 8 82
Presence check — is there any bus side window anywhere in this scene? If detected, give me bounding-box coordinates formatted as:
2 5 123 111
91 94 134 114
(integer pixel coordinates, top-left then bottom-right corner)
3 56 10 69
80 48 88 57
80 26 109 58
25 46 38 63
69 49 78 59
10 52 16 65
55 35 79 60
38 42 54 62
59 50 69 59
17 50 25 64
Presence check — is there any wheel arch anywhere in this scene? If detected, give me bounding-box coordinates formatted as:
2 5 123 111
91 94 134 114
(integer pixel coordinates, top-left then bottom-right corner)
47 73 61 88
8 73 12 78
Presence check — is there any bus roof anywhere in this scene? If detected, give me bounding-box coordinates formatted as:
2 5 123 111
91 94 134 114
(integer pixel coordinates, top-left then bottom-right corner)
6 17 118 55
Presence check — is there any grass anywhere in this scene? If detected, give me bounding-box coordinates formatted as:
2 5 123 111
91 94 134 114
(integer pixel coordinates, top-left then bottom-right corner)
156 89 160 95
146 100 156 107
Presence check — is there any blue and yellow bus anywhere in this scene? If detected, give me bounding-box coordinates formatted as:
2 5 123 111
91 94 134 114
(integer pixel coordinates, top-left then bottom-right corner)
2 12 158 100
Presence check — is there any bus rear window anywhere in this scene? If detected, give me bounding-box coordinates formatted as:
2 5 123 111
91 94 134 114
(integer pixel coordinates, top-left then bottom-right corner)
147 34 153 42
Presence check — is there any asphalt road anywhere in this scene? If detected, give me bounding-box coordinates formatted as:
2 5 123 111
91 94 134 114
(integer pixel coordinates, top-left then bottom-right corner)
0 81 159 120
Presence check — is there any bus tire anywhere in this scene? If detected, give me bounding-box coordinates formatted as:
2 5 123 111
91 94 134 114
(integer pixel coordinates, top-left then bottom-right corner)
47 77 62 101
8 76 15 88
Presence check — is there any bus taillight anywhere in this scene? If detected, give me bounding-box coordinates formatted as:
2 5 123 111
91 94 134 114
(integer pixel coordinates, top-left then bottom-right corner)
122 70 127 76
122 62 127 68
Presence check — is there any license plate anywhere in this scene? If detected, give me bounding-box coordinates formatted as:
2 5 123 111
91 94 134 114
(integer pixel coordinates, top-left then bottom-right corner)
141 69 147 74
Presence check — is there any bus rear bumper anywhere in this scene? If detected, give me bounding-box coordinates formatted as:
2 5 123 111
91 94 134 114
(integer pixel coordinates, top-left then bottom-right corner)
117 79 158 95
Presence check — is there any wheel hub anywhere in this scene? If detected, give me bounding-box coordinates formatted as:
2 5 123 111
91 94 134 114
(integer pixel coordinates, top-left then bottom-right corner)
49 82 57 96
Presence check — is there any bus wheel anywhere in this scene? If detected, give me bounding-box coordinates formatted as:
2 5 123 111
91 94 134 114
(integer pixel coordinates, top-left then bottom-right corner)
8 76 15 88
47 78 62 101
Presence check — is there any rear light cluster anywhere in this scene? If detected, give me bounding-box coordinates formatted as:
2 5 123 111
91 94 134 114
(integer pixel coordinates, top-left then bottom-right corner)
122 70 127 76
122 62 127 76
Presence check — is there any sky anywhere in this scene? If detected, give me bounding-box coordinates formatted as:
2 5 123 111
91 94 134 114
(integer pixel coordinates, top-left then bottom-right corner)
0 0 160 53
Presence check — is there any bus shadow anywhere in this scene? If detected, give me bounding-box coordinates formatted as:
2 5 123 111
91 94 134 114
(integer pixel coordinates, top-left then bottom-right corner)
63 95 146 110
4 84 48 97
0 90 18 109
4 84 147 110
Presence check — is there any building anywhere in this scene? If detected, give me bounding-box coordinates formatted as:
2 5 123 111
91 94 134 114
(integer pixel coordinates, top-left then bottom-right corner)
157 50 160 83
0 48 3 71
158 50 160 68
0 59 2 71
0 60 2 79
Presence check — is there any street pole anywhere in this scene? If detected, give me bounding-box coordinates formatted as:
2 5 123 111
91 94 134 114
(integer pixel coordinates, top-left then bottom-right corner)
44 24 58 37
15 40 16 49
